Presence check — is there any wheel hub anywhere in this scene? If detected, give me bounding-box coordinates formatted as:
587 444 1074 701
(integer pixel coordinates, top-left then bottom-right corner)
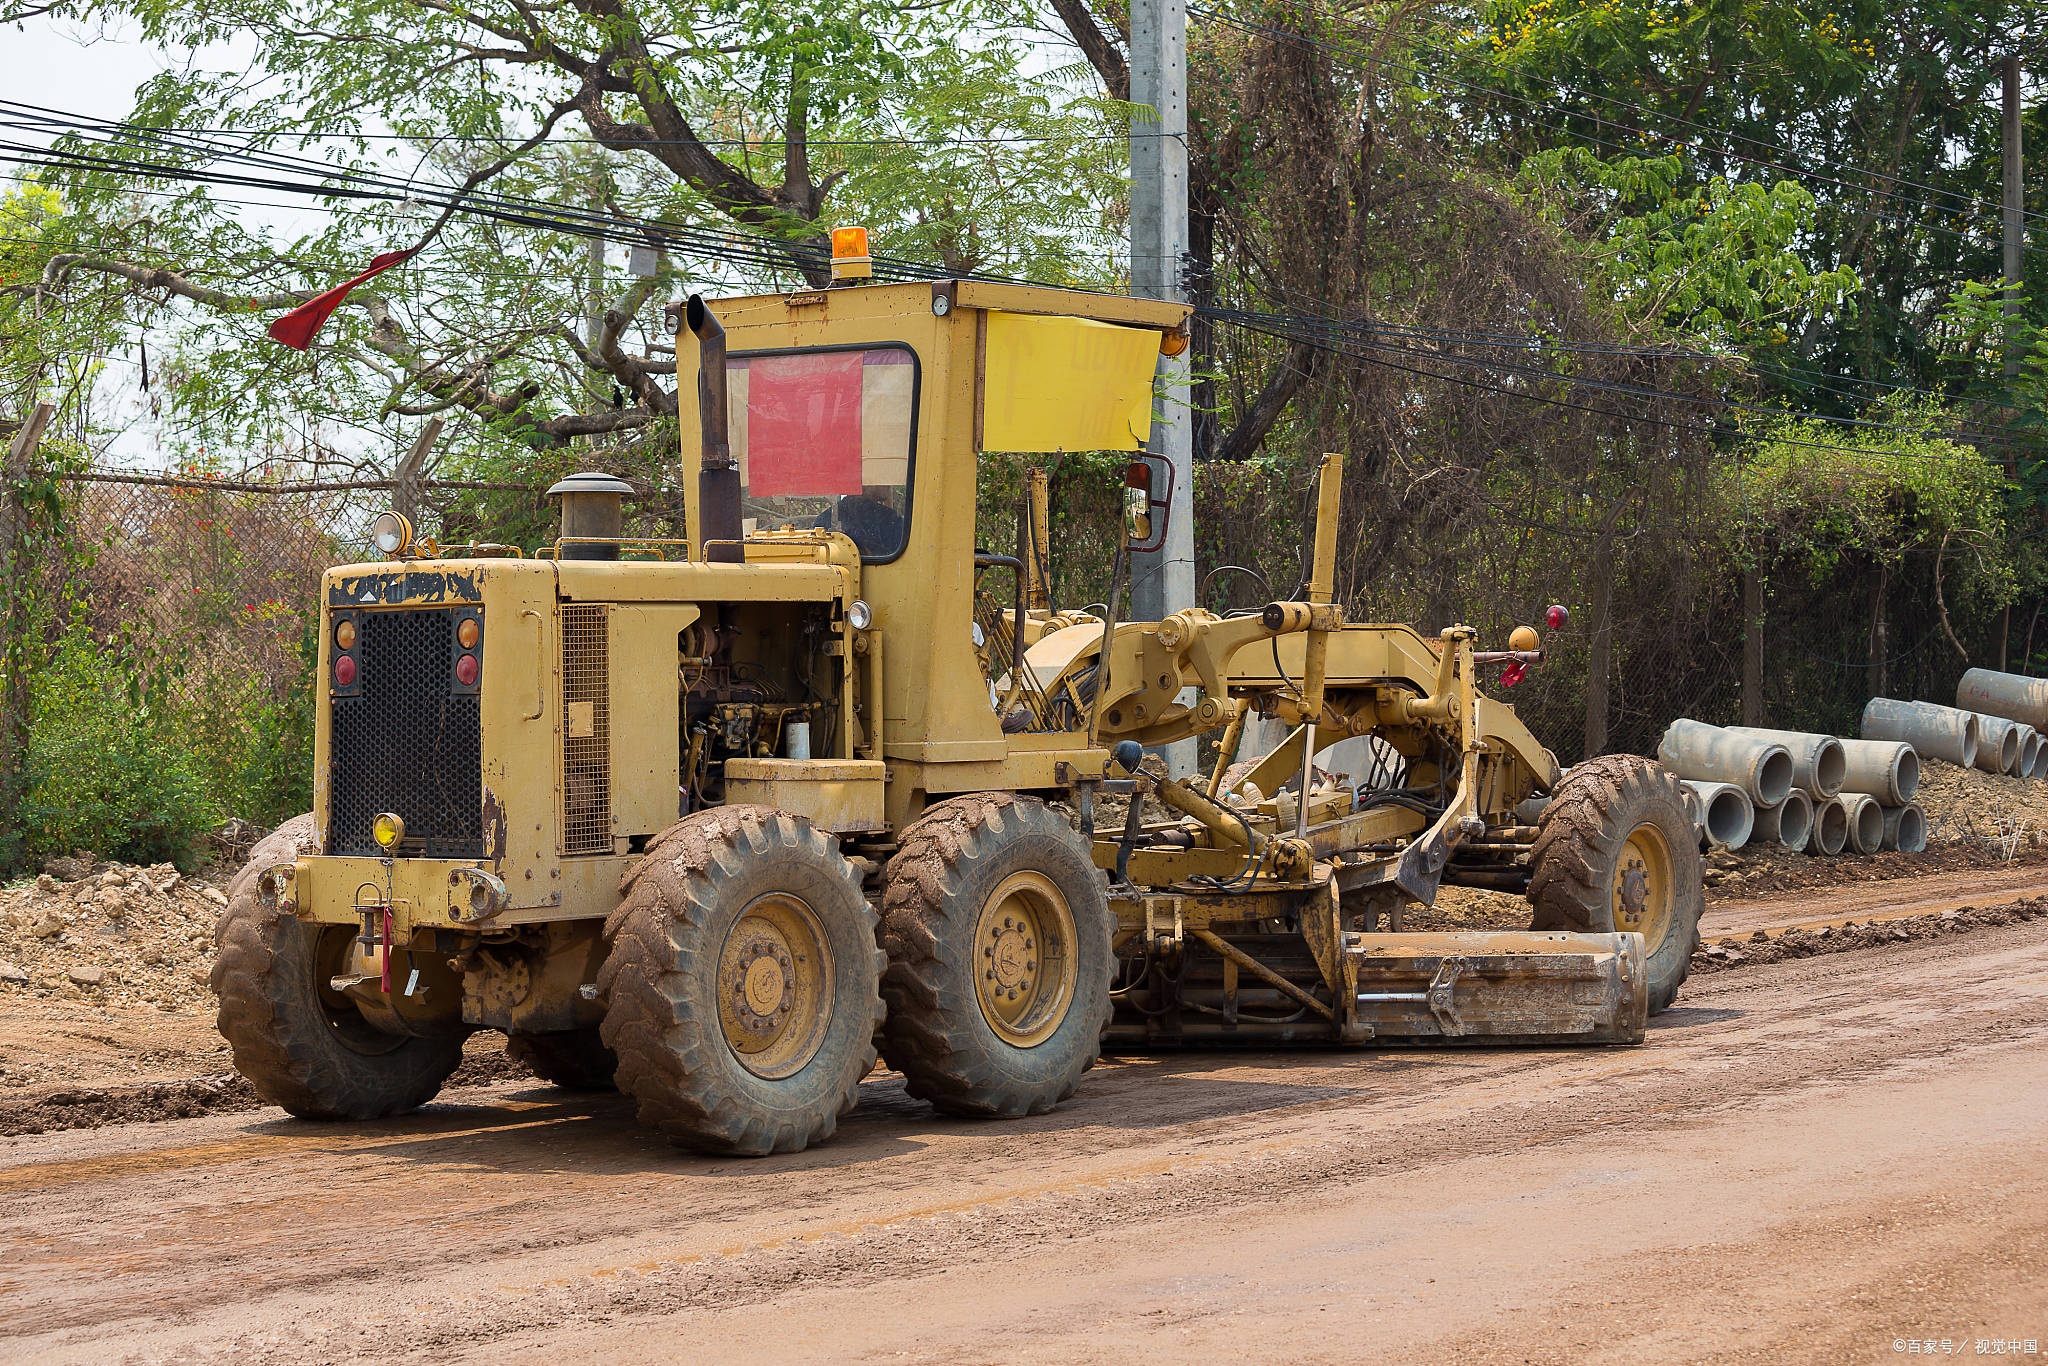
972 872 1076 1048
717 894 832 1078
1611 824 1673 949
988 918 1037 998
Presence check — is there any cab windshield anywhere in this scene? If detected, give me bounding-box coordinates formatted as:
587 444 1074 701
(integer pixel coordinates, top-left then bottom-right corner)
728 345 917 561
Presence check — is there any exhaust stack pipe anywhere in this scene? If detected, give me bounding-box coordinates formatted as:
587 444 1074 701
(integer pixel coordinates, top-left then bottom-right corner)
687 294 743 564
546 471 634 561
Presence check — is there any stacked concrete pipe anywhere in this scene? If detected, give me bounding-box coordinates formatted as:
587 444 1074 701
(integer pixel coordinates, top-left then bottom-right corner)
1752 787 1814 851
1728 727 1846 798
1882 803 1927 853
1835 738 1920 806
2024 730 2047 779
1682 780 1754 849
1806 794 1851 856
1837 793 1885 855
1657 719 1795 810
1861 698 1979 769
1957 667 2048 731
1972 714 2026 774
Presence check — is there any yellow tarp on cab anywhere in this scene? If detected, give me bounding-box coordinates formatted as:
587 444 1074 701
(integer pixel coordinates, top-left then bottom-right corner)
980 311 1160 452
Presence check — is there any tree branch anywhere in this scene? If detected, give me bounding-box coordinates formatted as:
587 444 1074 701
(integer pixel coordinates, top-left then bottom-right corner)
1214 339 1321 462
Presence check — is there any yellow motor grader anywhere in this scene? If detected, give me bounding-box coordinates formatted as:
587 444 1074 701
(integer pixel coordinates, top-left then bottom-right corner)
217 261 1703 1155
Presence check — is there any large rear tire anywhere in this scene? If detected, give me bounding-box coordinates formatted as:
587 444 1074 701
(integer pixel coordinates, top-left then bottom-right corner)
505 1028 617 1091
1528 755 1702 1014
879 793 1113 1118
212 814 466 1119
597 806 884 1156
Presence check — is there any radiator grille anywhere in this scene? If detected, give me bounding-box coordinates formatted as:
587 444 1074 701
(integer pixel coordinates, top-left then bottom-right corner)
560 604 612 854
329 608 483 857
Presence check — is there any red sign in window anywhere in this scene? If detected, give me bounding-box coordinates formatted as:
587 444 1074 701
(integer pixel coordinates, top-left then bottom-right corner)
744 351 865 496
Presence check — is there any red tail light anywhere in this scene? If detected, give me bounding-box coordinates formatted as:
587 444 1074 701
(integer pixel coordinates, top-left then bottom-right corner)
455 654 479 687
335 655 357 687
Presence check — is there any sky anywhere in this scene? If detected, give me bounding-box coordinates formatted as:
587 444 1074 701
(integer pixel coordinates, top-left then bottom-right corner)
7 13 254 467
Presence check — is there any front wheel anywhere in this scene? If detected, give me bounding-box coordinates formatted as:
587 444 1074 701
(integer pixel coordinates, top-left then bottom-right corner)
879 793 1113 1117
598 806 884 1156
1527 756 1703 1014
212 814 466 1119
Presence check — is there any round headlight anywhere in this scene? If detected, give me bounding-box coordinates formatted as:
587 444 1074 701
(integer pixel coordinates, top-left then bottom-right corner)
846 599 872 631
371 812 406 849
368 510 413 558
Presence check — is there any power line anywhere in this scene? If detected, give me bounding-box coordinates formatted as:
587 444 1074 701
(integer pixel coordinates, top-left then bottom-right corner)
9 101 2037 466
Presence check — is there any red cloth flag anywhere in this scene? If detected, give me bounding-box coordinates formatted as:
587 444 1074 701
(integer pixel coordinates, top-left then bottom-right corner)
266 249 415 350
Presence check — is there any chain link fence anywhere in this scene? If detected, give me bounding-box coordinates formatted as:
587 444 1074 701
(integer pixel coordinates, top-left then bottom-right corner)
0 445 2022 870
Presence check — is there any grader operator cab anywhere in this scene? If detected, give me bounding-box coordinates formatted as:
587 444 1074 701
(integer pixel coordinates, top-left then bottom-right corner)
215 269 1704 1155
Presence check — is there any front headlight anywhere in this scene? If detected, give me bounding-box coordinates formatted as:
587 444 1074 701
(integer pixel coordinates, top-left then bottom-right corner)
369 510 414 559
846 599 872 631
372 812 406 850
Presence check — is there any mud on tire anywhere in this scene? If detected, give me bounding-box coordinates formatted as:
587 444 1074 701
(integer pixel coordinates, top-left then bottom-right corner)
1528 755 1703 1014
212 813 466 1120
597 806 884 1156
505 1028 618 1091
879 793 1113 1118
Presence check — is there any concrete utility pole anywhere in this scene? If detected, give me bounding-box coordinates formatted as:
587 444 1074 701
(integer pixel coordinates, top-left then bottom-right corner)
2005 55 2025 382
1130 0 1196 774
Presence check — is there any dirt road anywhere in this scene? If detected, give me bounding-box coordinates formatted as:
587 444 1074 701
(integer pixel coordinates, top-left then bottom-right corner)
3 912 2045 1365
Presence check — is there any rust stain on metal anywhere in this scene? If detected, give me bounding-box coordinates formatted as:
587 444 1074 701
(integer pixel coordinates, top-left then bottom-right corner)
482 786 507 864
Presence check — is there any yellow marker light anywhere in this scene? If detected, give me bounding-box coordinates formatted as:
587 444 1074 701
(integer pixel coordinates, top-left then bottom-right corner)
372 812 406 850
457 617 480 649
830 226 872 282
1509 625 1540 653
335 619 357 652
1160 325 1190 358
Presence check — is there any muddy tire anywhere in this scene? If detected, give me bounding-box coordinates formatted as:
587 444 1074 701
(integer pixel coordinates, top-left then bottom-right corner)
879 793 1113 1118
505 1029 617 1091
1528 755 1703 1014
597 806 884 1156
212 814 466 1119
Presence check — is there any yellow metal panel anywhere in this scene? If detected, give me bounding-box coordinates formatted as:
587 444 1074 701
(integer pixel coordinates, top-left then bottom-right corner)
554 560 847 601
608 605 696 842
980 311 1161 453
954 281 1190 329
724 758 886 833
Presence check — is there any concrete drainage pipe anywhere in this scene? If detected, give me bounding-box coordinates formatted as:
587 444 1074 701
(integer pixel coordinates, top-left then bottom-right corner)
1882 803 1927 853
1751 787 1813 851
1861 699 1979 770
1806 795 1851 857
1682 779 1755 850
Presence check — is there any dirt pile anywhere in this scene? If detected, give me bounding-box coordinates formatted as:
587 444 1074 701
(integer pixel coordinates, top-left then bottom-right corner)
0 858 230 1012
1912 759 2048 845
1689 894 2048 973
1702 838 2048 901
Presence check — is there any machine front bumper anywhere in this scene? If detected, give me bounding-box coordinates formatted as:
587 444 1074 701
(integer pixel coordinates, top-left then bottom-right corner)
274 856 509 940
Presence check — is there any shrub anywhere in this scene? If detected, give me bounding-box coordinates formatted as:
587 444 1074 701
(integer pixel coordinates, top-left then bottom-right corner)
16 627 219 869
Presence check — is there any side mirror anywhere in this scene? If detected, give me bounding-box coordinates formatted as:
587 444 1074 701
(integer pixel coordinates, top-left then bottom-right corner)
1123 484 1153 545
1123 456 1172 553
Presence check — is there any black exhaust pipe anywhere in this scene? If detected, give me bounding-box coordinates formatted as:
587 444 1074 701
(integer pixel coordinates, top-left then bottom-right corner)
687 294 743 564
